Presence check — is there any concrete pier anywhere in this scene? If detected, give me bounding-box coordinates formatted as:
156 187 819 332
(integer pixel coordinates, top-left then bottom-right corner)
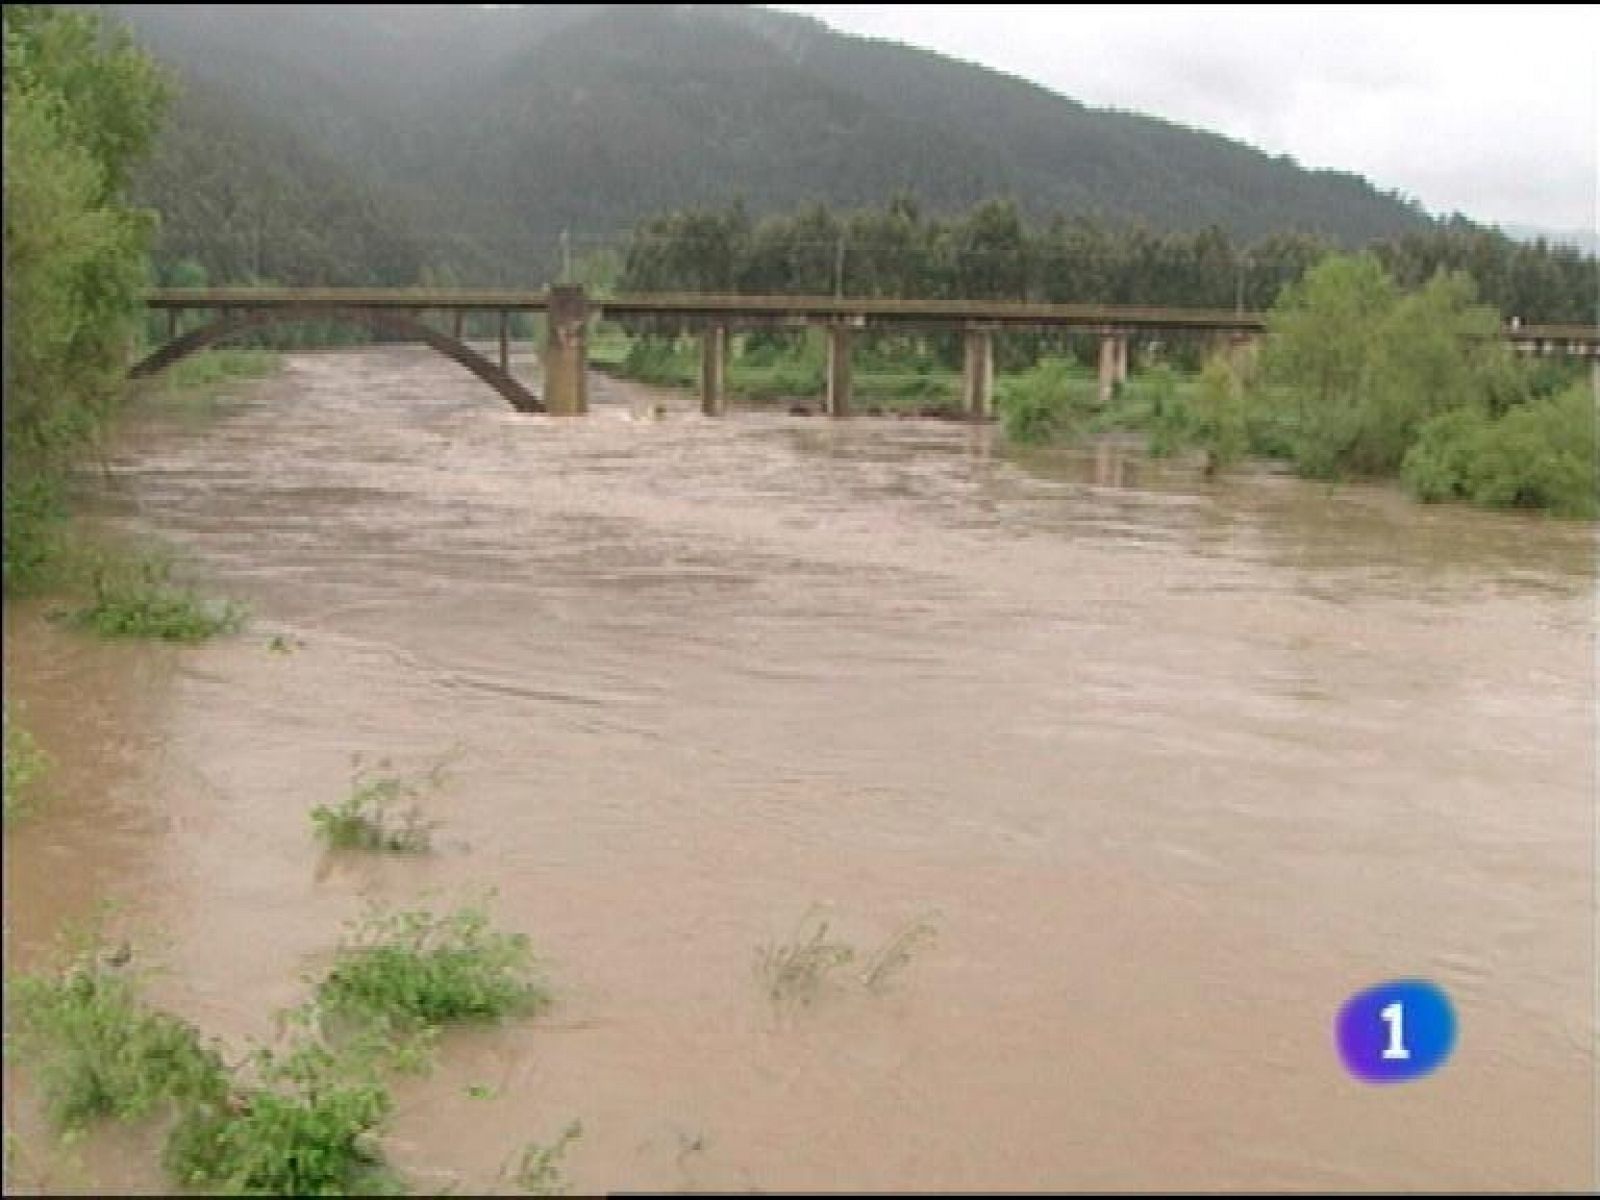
826 324 853 418
1098 334 1118 406
701 324 729 416
544 285 588 415
963 327 995 418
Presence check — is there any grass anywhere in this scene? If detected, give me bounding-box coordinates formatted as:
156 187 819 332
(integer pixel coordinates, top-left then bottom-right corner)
311 759 443 855
59 547 247 642
315 903 550 1036
756 907 939 1014
3 707 48 824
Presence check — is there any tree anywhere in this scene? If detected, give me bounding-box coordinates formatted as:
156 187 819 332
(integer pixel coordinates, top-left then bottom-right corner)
3 5 170 588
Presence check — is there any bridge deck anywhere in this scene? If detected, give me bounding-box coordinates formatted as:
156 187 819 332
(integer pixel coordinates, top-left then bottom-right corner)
144 288 1599 344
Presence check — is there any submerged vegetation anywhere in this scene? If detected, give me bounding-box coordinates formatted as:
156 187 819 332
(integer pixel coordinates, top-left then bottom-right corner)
986 254 1595 517
61 548 248 642
757 908 939 1014
316 903 549 1036
3 708 49 824
7 901 557 1195
7 942 227 1130
311 759 445 855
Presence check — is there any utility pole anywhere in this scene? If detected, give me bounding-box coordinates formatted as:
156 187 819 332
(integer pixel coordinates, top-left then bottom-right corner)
834 233 846 298
561 229 572 283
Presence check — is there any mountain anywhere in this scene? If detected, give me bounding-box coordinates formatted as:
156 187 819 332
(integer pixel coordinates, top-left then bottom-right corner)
114 3 1438 286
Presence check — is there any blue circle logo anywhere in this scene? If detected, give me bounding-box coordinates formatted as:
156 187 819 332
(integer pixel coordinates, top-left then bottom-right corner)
1336 979 1456 1083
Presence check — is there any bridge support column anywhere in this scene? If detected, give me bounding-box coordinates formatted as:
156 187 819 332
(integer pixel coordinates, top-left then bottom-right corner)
826 323 853 418
544 285 588 415
499 311 510 374
1223 331 1261 371
1114 334 1129 385
1098 334 1118 407
962 327 994 418
700 324 730 416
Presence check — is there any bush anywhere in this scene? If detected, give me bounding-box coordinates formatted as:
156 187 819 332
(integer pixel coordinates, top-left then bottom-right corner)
1190 355 1251 474
1402 382 1596 518
163 1015 400 1197
62 549 247 642
997 357 1092 444
1135 366 1190 458
310 760 440 855
315 905 549 1035
1261 256 1507 479
8 945 229 1129
3 707 48 823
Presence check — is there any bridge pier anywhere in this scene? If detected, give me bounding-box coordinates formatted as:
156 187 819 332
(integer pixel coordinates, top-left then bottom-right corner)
826 323 853 418
544 285 588 415
499 311 510 374
962 327 994 418
1098 333 1125 406
701 324 729 416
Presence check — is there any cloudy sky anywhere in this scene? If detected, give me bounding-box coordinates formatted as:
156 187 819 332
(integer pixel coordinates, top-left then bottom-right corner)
777 4 1599 237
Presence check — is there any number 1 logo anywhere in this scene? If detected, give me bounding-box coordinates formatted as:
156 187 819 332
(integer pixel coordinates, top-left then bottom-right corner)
1337 981 1455 1083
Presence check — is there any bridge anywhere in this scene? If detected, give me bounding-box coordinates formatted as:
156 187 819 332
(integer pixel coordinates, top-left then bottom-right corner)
140 286 1600 418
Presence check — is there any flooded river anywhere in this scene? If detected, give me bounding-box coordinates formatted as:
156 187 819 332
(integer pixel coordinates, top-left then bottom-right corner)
3 346 1595 1191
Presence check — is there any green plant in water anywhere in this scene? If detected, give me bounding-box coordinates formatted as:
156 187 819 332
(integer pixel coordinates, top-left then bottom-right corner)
997 357 1092 445
756 907 857 1013
6 937 229 1130
505 1120 583 1196
3 707 49 823
315 903 549 1036
311 759 441 855
758 908 940 1012
859 914 940 994
62 549 246 642
163 1004 403 1197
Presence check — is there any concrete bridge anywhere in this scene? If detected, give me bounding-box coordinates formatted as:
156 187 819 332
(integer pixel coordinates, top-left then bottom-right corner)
140 286 1600 417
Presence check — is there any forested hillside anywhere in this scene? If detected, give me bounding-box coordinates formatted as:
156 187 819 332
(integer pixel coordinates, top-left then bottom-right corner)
116 3 1444 287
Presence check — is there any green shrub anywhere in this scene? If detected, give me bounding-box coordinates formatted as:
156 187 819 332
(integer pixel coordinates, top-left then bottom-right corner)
62 549 246 642
3 707 48 823
2 474 72 596
1402 382 1597 518
1190 355 1251 474
163 1017 400 1197
1136 365 1191 458
7 946 229 1129
997 357 1091 444
311 761 439 855
316 905 548 1034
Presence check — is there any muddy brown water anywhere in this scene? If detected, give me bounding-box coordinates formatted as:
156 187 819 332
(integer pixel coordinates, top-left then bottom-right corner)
3 346 1595 1192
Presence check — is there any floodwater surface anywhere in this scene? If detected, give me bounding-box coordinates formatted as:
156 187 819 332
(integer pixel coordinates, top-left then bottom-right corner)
3 346 1595 1192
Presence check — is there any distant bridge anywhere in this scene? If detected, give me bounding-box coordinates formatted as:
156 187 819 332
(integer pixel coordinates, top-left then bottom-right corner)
139 286 1600 417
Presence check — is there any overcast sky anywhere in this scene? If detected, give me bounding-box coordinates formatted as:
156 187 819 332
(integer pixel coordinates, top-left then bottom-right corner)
776 4 1599 236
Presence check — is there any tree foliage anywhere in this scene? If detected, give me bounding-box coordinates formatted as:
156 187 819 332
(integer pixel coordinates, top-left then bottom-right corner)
3 5 169 589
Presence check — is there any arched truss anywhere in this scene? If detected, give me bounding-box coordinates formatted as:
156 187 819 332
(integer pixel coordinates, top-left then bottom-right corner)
132 307 543 412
